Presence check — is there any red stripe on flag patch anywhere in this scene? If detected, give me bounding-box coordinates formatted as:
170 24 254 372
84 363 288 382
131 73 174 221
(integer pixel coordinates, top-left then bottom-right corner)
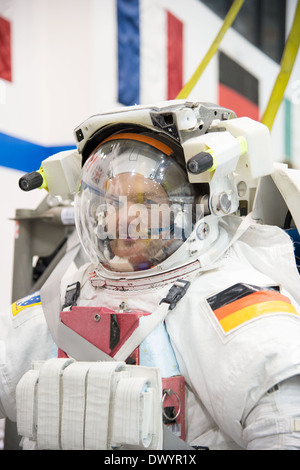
213 290 292 322
208 289 298 334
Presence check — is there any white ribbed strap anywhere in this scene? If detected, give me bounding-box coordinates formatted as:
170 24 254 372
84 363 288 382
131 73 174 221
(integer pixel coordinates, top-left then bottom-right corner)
16 359 163 450
60 362 92 450
111 376 153 448
16 369 39 440
84 361 124 450
37 357 74 449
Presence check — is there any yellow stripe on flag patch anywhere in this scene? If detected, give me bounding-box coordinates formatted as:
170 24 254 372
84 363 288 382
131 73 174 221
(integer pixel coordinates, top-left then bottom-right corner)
219 300 298 333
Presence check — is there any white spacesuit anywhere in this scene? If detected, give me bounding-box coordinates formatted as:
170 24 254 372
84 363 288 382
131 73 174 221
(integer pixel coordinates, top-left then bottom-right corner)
2 100 300 450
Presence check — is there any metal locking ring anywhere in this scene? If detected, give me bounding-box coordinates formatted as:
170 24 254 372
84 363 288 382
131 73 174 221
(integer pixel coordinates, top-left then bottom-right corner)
162 388 181 421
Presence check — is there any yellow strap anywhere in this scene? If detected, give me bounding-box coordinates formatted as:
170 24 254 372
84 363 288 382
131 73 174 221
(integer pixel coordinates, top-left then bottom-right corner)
176 0 245 100
261 0 300 130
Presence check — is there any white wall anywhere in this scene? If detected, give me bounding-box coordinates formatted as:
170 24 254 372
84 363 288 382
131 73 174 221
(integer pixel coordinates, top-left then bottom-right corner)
0 0 299 309
286 0 300 168
0 168 45 309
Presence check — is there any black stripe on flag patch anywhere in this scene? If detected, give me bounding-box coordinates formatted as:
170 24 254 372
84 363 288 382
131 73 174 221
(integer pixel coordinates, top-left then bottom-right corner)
207 283 280 311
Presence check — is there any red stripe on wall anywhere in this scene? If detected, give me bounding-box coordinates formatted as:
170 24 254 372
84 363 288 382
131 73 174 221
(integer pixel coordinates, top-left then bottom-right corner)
219 83 259 120
0 16 12 82
167 11 183 100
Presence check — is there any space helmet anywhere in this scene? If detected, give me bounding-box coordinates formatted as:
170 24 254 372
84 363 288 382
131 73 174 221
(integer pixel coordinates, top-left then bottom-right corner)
75 131 199 273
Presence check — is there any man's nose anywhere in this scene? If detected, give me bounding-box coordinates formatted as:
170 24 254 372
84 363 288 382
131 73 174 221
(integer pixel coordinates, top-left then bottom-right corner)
117 201 137 237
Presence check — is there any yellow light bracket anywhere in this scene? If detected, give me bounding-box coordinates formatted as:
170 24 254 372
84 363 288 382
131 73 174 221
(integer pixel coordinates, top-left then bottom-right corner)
18 167 48 192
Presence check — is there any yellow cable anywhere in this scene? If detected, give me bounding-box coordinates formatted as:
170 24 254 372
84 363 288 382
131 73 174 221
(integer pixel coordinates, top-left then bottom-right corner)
261 0 300 130
176 0 245 100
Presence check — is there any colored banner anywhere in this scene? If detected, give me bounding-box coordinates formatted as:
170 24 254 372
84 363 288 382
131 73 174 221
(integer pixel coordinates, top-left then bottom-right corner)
218 52 259 120
117 0 184 105
167 11 183 100
117 0 140 106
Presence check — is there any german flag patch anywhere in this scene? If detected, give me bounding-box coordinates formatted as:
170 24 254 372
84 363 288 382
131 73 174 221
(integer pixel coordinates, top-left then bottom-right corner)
207 283 299 334
12 291 41 317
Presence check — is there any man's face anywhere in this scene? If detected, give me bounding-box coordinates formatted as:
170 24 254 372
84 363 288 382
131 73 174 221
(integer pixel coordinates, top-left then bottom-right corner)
104 172 173 269
76 138 196 273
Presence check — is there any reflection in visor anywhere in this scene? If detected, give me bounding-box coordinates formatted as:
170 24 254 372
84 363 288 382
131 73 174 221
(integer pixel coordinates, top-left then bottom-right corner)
75 135 197 273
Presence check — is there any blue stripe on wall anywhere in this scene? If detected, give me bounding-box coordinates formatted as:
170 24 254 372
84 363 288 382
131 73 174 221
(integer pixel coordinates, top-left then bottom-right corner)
0 131 76 172
117 0 140 106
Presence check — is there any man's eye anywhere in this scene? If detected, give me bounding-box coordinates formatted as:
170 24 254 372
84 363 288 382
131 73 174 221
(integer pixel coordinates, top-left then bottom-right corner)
106 196 123 208
144 198 158 205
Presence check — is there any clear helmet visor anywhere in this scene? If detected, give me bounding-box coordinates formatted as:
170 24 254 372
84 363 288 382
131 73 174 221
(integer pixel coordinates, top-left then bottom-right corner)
75 133 196 272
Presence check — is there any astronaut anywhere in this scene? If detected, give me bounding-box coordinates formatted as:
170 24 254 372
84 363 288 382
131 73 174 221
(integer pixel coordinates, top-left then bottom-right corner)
2 100 300 450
